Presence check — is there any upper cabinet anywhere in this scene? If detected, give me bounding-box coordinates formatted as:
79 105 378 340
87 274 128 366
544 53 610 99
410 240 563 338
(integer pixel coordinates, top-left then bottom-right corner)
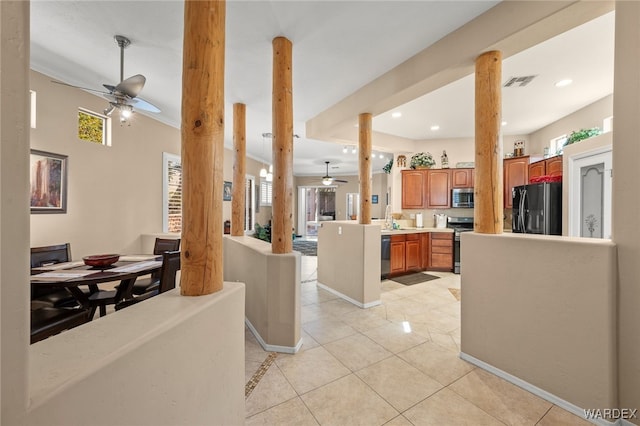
451 168 474 188
529 155 563 181
426 169 451 208
401 170 426 209
401 168 475 209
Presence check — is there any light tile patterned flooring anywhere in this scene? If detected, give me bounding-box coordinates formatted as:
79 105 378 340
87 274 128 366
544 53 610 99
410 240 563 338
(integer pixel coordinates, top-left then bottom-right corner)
245 256 592 425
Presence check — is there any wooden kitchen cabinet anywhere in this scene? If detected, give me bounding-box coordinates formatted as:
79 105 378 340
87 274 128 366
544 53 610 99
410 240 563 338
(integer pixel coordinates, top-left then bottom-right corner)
390 234 406 274
401 170 426 209
421 233 430 269
546 156 563 176
451 168 474 188
504 156 530 208
405 234 421 272
426 169 451 208
528 155 563 180
428 232 453 271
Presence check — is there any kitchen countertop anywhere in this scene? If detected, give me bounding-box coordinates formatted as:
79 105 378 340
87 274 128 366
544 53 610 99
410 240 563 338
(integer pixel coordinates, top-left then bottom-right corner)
380 227 453 235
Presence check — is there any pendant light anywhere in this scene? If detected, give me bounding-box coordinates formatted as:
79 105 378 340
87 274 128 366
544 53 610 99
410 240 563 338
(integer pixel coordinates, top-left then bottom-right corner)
259 133 268 177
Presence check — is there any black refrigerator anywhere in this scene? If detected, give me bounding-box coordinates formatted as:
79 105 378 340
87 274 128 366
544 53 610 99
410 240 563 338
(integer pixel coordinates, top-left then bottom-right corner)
512 182 562 235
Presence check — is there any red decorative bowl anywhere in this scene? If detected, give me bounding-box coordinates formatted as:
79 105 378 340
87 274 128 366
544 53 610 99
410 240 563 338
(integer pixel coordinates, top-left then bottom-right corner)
83 254 120 267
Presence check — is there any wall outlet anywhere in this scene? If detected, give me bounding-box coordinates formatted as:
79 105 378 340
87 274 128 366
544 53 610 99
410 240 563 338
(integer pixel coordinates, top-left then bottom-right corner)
338 226 342 235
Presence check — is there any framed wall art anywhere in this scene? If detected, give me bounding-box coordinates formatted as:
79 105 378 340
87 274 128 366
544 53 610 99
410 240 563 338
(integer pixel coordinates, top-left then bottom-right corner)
30 150 67 214
223 181 232 201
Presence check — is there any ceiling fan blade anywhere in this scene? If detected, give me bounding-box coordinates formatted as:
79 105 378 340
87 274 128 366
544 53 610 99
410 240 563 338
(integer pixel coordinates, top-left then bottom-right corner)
115 74 146 98
103 83 117 93
130 97 161 113
334 179 349 183
52 80 108 95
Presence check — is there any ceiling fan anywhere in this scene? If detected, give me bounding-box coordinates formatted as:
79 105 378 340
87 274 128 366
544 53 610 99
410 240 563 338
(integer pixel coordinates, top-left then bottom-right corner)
53 35 160 124
321 161 349 186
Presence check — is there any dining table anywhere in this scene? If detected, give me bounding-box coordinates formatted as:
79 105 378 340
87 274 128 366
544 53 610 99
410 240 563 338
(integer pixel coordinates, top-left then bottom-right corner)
30 255 163 317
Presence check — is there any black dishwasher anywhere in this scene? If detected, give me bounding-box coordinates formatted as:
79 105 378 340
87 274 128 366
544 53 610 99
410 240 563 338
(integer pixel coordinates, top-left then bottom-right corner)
381 235 391 279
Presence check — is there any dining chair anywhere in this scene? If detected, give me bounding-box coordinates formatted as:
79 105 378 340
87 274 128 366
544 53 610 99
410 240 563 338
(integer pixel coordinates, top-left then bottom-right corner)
30 243 79 309
115 250 181 311
130 238 181 295
30 306 91 344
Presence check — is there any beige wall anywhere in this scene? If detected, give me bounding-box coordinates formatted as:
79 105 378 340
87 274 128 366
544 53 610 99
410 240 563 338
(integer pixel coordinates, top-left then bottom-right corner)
612 2 640 421
1 1 31 422
30 70 270 256
461 232 617 413
317 221 381 307
27 285 246 425
528 94 613 156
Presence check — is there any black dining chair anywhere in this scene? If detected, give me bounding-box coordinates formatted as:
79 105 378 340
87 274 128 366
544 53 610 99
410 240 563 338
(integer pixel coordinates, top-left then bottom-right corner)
30 243 79 309
30 306 91 344
130 238 180 296
115 250 181 311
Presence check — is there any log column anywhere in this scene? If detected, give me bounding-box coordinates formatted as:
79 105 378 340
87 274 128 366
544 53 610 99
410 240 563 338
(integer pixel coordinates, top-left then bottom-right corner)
271 36 293 254
359 113 372 224
474 50 502 234
231 103 246 236
180 0 225 295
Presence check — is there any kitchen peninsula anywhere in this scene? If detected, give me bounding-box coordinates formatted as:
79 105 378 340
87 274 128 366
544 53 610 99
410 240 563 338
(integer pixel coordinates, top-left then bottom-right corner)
381 227 454 278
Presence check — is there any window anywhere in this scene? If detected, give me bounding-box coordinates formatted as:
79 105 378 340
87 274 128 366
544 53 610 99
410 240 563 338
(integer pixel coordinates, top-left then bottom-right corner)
162 153 256 234
549 134 567 156
245 176 256 232
30 90 37 129
78 108 110 145
163 153 182 233
260 179 272 207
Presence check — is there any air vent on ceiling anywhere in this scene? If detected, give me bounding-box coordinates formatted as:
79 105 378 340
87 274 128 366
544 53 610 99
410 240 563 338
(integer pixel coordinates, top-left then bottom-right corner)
503 75 537 87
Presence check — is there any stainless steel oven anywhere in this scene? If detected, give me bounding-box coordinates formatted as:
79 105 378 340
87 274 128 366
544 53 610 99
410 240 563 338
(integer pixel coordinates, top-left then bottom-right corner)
447 216 474 274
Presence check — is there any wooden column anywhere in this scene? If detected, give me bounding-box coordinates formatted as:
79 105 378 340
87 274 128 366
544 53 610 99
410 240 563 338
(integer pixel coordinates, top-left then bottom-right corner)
359 113 372 224
180 0 225 295
271 36 293 254
231 103 246 236
474 50 502 234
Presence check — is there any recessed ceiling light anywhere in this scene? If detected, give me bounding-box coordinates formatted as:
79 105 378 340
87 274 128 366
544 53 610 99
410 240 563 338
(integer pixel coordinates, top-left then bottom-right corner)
391 111 402 118
430 125 440 131
555 79 573 88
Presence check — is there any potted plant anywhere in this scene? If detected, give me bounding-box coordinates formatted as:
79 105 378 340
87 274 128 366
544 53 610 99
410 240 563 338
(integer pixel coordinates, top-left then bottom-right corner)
382 159 393 174
564 127 602 147
410 152 436 169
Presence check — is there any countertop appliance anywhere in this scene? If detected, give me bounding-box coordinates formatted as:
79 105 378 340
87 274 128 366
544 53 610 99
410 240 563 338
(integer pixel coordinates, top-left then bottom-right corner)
434 213 447 228
451 188 474 208
512 182 562 235
447 216 474 274
381 235 391 279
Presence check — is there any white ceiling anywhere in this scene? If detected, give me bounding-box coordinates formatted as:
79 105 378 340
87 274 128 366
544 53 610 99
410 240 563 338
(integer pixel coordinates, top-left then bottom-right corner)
30 1 614 177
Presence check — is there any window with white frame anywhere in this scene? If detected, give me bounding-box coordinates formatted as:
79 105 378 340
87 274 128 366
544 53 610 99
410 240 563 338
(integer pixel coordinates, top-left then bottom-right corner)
549 134 567 156
78 108 111 146
162 152 256 233
163 153 182 233
260 179 272 207
245 176 256 232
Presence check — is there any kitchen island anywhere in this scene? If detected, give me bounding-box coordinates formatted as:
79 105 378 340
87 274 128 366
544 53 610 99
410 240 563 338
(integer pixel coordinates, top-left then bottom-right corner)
381 227 454 278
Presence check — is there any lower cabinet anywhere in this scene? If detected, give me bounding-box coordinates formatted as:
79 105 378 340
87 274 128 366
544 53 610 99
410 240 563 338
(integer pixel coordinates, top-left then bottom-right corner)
405 234 422 272
390 235 406 275
427 232 453 271
387 232 453 277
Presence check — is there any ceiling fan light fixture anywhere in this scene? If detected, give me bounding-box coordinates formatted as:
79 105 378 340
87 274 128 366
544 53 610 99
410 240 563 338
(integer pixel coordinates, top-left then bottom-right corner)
104 104 115 116
322 177 333 186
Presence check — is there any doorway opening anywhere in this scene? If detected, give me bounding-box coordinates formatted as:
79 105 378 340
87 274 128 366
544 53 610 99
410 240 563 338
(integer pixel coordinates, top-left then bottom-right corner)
297 186 336 238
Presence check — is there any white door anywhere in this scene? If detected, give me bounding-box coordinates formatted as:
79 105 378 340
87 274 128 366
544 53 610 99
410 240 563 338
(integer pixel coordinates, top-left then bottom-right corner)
569 148 612 239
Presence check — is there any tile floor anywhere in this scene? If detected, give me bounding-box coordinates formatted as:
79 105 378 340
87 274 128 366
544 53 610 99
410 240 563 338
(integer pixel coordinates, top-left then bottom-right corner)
244 256 593 426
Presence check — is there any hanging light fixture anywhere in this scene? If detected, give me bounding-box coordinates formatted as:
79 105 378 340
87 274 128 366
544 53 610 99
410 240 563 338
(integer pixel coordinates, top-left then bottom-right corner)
342 146 348 154
351 146 357 154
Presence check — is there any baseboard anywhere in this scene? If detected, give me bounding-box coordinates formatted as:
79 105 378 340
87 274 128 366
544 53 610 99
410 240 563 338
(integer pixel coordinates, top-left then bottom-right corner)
245 319 302 354
460 352 619 426
316 282 381 308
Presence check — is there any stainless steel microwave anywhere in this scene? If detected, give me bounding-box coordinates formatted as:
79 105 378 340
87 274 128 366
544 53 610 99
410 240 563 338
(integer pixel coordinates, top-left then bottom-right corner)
451 188 474 208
